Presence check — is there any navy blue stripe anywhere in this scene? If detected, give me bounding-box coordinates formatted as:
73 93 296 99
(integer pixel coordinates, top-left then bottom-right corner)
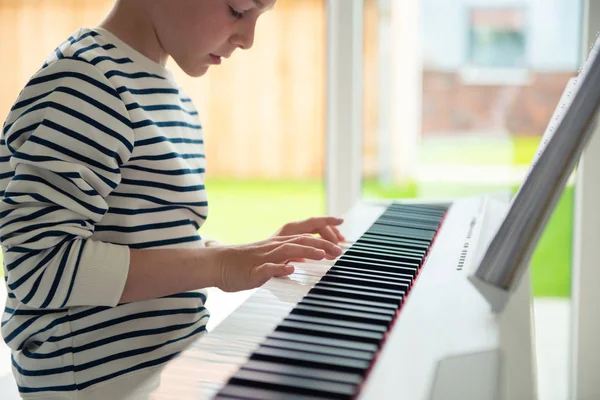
117 86 178 96
0 205 61 231
121 165 205 176
7 292 16 299
24 135 122 175
43 306 206 345
60 239 85 308
24 313 207 359
25 70 119 100
162 291 207 303
128 235 201 249
7 236 72 293
6 250 43 272
4 315 44 344
53 86 131 127
18 383 77 394
96 219 193 233
5 122 41 151
11 92 52 112
12 354 73 376
54 47 64 60
89 56 132 66
134 136 204 146
106 204 207 216
2 218 86 239
76 351 182 391
0 171 15 179
2 308 64 328
1 192 55 216
181 98 192 102
10 174 108 215
72 43 115 58
40 119 126 164
131 120 202 130
109 191 208 208
68 30 99 45
105 70 165 80
120 178 205 192
129 152 205 162
126 103 198 116
42 240 75 308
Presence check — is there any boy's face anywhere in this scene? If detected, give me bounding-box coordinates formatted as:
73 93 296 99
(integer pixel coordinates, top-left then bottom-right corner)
151 0 275 77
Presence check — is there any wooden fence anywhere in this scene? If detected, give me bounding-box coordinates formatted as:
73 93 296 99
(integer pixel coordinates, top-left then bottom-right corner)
0 0 381 179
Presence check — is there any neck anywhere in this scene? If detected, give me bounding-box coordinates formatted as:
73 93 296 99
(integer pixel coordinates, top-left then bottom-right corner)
98 0 168 66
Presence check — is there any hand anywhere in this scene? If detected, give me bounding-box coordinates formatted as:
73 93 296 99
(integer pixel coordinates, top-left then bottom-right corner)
211 234 342 292
273 216 346 244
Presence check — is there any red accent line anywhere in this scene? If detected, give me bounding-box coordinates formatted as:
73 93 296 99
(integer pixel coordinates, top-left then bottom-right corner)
353 210 449 399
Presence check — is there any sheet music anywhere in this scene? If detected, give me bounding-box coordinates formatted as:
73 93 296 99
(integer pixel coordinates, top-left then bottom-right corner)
473 34 600 293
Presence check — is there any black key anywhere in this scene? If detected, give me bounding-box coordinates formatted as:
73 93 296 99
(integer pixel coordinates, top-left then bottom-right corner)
244 360 364 385
217 384 331 400
304 292 398 311
285 313 388 333
367 226 435 241
344 249 423 264
358 235 430 250
349 242 426 257
320 273 410 292
293 303 393 325
262 338 373 361
268 330 379 353
310 285 403 305
300 297 396 316
329 265 414 283
340 253 422 268
336 258 418 276
315 281 406 298
251 346 371 374
229 369 356 399
276 319 384 344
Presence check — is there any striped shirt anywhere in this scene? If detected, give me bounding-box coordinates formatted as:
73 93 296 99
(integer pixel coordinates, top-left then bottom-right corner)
0 27 210 396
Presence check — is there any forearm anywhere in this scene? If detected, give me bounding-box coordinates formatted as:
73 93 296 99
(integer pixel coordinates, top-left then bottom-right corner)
120 247 220 304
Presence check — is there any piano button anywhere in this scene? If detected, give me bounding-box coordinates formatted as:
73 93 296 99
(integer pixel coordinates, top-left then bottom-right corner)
251 346 371 374
320 273 410 292
262 338 374 361
267 331 379 353
336 258 418 276
304 293 398 311
299 297 396 317
229 368 357 399
276 319 384 344
217 382 335 400
284 313 388 333
244 360 364 386
293 303 393 325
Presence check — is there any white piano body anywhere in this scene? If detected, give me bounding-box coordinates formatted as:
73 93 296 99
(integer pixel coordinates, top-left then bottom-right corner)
82 193 537 400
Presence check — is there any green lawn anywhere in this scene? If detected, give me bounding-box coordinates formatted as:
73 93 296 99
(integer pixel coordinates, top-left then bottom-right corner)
201 177 573 298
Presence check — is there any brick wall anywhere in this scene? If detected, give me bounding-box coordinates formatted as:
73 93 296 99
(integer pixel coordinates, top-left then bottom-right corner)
421 70 576 136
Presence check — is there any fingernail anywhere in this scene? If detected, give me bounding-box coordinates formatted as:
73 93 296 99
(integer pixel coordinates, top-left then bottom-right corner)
284 264 295 273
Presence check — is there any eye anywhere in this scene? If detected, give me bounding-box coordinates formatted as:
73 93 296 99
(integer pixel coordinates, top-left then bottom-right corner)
229 6 244 19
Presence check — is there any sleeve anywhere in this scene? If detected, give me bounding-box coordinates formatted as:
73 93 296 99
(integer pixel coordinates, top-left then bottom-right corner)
0 59 134 309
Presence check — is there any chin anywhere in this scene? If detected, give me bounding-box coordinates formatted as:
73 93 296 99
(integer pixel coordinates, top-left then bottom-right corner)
183 64 210 78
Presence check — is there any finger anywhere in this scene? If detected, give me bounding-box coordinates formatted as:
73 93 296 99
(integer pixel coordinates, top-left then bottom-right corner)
318 226 339 244
265 243 328 263
297 216 344 234
254 263 295 285
288 235 342 257
331 226 345 242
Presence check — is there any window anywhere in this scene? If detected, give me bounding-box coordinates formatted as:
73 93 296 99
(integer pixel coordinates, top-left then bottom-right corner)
468 8 527 69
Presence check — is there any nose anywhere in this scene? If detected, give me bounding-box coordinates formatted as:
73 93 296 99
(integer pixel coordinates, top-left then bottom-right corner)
231 21 256 50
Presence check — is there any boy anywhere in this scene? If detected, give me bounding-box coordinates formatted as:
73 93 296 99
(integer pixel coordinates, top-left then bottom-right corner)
0 0 344 397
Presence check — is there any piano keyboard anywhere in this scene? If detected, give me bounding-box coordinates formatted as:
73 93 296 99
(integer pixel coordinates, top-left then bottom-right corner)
213 202 448 400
